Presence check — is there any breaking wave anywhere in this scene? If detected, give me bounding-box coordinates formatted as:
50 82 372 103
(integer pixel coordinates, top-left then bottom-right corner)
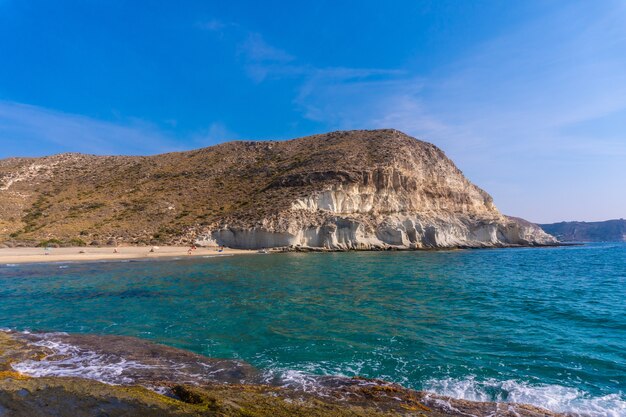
9 331 260 388
423 376 625 417
11 336 150 385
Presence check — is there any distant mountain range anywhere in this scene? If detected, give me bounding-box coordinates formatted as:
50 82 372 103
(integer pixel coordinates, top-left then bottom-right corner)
539 219 626 242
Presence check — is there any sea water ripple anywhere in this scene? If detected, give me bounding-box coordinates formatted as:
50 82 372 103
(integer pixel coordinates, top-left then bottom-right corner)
1 243 624 416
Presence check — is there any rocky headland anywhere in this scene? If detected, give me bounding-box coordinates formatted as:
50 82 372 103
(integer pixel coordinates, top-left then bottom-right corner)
0 129 556 250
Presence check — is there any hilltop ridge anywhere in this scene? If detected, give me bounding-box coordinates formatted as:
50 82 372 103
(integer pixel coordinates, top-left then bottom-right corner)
0 129 555 249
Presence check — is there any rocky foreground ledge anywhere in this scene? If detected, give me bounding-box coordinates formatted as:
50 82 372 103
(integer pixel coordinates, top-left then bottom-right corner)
0 331 564 417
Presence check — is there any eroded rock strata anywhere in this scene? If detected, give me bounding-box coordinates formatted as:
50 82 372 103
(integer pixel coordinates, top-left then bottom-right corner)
0 331 564 417
0 129 555 249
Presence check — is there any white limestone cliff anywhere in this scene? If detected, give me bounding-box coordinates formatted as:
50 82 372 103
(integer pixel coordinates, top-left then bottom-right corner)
196 165 556 250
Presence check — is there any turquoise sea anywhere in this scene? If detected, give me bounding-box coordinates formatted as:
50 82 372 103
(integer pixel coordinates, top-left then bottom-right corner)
1 243 625 416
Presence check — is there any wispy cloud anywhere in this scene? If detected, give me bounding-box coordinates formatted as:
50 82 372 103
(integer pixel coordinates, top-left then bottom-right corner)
238 33 297 82
192 122 238 147
294 70 415 127
201 20 400 85
0 101 180 156
239 33 294 63
198 18 229 32
0 101 237 157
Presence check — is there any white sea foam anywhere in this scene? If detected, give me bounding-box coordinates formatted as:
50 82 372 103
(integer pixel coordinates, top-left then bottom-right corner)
273 369 328 394
10 332 248 389
11 336 152 385
422 376 626 417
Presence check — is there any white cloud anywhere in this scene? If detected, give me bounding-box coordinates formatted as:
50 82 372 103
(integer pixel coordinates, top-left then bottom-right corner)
0 101 182 156
239 33 294 63
0 101 236 157
294 69 409 124
204 23 400 86
237 33 298 82
198 19 228 32
192 122 238 146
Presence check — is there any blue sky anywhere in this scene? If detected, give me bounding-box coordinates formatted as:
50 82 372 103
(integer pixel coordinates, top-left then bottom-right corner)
1 1 625 223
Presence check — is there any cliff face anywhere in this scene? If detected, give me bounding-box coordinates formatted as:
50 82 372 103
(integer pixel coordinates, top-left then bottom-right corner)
0 129 556 249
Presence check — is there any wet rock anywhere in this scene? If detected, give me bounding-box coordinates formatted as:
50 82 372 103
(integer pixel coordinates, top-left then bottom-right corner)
0 331 566 417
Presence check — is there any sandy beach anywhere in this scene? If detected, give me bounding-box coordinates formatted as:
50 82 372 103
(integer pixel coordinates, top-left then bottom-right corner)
0 246 258 265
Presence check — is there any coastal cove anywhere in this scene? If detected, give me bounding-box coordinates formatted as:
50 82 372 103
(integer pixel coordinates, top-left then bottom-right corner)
1 243 624 416
1 2 624 416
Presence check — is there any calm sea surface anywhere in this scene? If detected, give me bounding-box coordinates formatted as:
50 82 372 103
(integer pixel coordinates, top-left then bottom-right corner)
1 243 625 416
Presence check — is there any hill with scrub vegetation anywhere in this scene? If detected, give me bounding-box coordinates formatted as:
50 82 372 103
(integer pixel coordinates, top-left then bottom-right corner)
0 129 555 249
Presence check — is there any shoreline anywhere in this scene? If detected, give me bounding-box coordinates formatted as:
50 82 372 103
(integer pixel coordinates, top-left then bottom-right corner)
0 243 577 265
0 245 259 265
